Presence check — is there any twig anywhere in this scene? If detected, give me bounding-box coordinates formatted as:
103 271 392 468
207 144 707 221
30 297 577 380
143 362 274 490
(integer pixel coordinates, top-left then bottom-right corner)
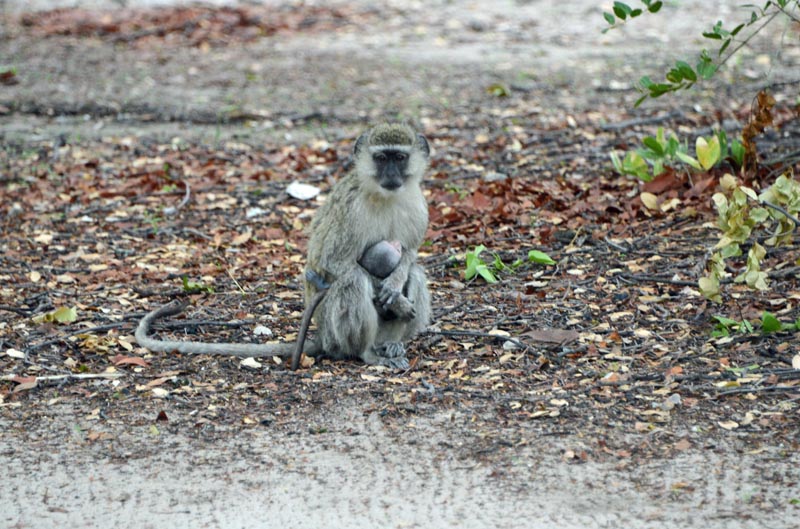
163 180 191 216
619 273 700 287
26 322 130 351
599 110 684 131
718 9 781 69
761 200 800 228
714 384 799 398
2 373 125 383
0 305 32 316
603 237 630 253
425 329 529 351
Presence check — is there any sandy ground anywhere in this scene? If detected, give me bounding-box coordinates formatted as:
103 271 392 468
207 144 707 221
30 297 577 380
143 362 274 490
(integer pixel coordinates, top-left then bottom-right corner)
2 1 799 528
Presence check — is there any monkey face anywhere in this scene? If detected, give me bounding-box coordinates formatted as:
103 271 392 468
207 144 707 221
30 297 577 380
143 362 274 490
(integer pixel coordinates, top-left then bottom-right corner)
372 149 410 191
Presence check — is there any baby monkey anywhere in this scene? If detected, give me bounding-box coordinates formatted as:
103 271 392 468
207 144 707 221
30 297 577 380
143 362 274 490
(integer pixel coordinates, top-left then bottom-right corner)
136 123 431 370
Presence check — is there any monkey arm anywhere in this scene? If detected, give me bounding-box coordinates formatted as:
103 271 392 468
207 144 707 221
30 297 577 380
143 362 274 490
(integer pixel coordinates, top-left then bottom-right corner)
376 246 417 307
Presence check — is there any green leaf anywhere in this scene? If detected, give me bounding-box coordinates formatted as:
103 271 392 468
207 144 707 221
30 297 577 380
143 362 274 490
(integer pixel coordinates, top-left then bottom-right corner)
613 1 631 19
696 136 721 170
761 312 782 333
676 61 697 82
464 245 487 280
648 1 662 13
642 136 664 156
603 12 616 25
730 140 745 167
476 263 498 283
675 151 702 170
699 276 722 303
492 253 509 272
487 83 510 97
53 306 78 323
33 306 78 324
610 151 623 174
528 250 556 265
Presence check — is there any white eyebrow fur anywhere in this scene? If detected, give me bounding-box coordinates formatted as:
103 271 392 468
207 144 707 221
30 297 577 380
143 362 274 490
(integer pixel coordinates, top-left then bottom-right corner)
368 145 412 153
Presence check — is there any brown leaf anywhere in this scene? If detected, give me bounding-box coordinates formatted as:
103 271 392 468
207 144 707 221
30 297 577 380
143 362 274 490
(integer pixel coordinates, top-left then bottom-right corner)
231 229 253 246
522 329 580 344
673 438 692 451
113 355 149 367
642 170 683 194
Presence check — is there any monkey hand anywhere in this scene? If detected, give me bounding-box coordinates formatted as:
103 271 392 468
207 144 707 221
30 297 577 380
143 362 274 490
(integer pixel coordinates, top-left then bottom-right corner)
379 293 416 321
377 274 406 309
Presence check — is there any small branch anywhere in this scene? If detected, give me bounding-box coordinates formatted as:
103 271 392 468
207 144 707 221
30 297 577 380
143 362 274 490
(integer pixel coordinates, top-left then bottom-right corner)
163 180 191 216
714 384 798 398
619 273 700 287
761 200 800 228
599 111 684 132
718 9 781 69
425 328 530 351
0 305 32 316
775 2 800 24
2 373 125 383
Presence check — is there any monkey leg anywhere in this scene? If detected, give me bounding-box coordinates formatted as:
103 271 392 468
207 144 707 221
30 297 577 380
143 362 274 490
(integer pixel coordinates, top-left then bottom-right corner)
400 263 431 338
315 269 378 360
369 264 431 369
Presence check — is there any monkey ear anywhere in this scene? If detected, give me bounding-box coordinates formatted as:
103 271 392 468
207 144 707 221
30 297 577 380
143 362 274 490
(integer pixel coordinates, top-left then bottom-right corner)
354 132 369 157
417 134 430 158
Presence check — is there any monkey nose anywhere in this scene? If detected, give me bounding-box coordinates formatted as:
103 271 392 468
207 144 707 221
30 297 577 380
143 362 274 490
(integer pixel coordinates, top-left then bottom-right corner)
381 180 402 191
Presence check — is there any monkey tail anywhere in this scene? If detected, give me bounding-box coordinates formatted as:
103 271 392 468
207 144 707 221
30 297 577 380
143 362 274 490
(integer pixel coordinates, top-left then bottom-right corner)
135 300 296 358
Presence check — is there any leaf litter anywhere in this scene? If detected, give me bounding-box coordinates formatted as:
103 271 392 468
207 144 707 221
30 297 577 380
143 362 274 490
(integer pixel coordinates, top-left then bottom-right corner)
1 3 799 526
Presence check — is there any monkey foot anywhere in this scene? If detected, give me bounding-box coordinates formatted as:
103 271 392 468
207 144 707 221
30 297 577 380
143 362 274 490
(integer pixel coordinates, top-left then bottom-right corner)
365 342 409 370
376 342 406 358
378 355 410 370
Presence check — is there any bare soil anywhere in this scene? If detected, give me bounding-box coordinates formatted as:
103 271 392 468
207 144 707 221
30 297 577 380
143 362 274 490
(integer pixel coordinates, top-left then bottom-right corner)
2 1 799 528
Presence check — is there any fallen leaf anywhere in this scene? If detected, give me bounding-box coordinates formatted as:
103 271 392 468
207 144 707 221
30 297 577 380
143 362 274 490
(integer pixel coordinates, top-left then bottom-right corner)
6 348 25 359
113 355 149 367
240 357 262 369
674 438 692 451
522 329 580 344
718 420 739 430
286 181 321 200
231 229 252 246
640 192 658 211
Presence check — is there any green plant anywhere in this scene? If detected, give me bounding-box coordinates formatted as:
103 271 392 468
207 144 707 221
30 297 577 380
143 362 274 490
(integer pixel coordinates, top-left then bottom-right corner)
603 1 799 105
610 127 742 181
700 173 800 302
711 311 799 337
463 246 555 284
711 315 753 337
181 276 215 294
464 245 498 283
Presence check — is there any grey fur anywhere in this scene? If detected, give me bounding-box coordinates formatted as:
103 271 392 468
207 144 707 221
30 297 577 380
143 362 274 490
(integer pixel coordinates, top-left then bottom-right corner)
135 123 431 369
305 123 431 369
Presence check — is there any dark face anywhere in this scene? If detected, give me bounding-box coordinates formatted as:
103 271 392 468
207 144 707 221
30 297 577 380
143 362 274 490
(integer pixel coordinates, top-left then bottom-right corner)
373 150 409 191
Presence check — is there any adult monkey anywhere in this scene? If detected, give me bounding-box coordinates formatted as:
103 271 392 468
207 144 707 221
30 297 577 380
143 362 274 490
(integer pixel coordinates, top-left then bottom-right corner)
135 123 431 370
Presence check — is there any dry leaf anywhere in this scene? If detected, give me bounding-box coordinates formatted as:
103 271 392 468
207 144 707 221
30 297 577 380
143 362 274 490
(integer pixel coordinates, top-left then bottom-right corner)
113 355 149 367
640 192 658 210
231 229 252 246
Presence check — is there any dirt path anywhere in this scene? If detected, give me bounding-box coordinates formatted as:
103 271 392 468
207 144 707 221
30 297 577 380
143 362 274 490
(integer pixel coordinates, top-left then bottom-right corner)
2 1 799 528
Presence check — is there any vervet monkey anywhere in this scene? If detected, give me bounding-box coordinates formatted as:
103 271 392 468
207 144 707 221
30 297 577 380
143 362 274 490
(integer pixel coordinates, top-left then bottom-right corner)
135 123 431 370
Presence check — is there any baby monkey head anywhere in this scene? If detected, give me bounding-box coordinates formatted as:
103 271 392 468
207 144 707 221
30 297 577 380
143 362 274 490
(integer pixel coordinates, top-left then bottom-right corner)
355 123 430 194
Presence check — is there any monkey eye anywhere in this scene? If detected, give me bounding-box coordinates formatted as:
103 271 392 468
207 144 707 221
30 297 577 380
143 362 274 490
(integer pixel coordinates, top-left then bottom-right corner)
395 153 408 162
373 152 387 162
